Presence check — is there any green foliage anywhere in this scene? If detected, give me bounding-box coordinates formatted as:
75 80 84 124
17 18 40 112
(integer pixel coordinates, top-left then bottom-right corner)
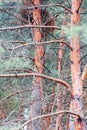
0 57 33 73
0 89 19 112
5 57 29 69
0 46 5 54
0 125 21 130
62 24 87 40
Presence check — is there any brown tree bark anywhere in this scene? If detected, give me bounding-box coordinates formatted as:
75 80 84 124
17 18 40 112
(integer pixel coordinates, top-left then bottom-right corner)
69 0 86 130
81 64 87 85
30 0 44 130
0 108 6 120
18 94 24 120
55 12 66 130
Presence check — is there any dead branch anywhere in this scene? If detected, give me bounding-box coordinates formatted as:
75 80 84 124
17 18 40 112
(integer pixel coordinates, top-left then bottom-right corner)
9 40 72 50
27 3 72 14
0 72 73 98
0 24 61 31
0 3 72 14
19 110 81 130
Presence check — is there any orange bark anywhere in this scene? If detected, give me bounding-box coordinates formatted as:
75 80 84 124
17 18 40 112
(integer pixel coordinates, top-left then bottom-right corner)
69 0 86 130
81 64 87 85
55 12 66 130
18 95 24 120
30 0 44 129
32 1 43 98
0 109 5 120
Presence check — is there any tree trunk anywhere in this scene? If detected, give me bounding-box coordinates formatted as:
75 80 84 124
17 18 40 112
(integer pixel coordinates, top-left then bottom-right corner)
69 0 86 129
55 12 66 130
30 0 44 130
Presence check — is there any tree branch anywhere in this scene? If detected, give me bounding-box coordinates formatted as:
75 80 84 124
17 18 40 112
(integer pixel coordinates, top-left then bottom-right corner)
19 110 81 130
0 24 61 31
0 72 73 98
27 3 72 14
9 40 73 50
0 3 72 14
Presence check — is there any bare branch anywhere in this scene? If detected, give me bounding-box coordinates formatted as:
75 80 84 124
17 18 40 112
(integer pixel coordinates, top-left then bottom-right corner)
0 73 73 98
19 110 81 130
0 24 61 31
9 40 72 50
27 3 72 14
0 3 72 14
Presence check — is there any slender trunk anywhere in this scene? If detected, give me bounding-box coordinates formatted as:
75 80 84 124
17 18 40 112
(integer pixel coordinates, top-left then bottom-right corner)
0 108 6 120
81 64 87 117
30 0 44 130
18 95 24 120
55 12 66 130
69 0 86 129
81 64 87 85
